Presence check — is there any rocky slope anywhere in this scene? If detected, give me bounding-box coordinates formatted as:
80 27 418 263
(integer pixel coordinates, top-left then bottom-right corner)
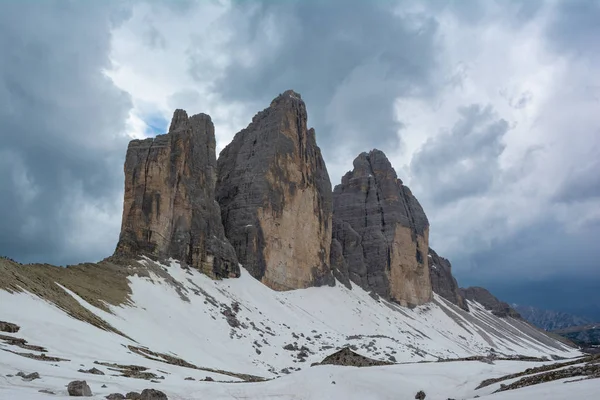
0 256 584 399
461 287 521 318
115 110 238 279
216 90 334 290
428 248 468 311
553 324 600 348
331 149 432 307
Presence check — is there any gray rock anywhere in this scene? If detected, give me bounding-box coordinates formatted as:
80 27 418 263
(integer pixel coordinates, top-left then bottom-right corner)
67 380 92 397
78 367 105 375
415 390 426 400
17 371 40 381
140 389 168 400
330 238 352 289
216 90 334 290
314 347 392 367
125 392 141 400
114 110 239 279
428 248 468 311
105 394 125 400
39 389 55 395
332 150 432 306
460 287 521 318
0 320 20 333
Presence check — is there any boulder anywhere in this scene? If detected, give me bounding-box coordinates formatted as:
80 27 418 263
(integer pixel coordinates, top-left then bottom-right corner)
140 389 168 400
216 90 334 289
0 320 20 333
332 150 432 306
428 248 468 311
106 394 125 400
115 110 238 278
125 392 141 400
67 380 92 397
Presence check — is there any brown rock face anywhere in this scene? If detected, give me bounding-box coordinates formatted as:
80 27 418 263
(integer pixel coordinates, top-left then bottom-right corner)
332 150 432 306
216 90 334 290
428 248 468 310
115 110 239 278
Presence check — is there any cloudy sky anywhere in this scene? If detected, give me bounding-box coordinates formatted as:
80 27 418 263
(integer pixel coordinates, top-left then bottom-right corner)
1 0 598 318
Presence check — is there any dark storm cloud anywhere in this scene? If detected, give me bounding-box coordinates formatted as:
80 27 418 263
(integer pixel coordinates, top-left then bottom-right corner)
454 219 600 318
410 104 508 205
188 0 440 156
0 1 132 265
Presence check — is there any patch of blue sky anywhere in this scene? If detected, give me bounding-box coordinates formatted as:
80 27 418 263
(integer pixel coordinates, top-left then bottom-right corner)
143 114 169 136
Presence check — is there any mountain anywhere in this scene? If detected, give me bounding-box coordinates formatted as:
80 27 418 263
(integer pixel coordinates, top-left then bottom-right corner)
512 304 594 331
216 90 333 290
0 90 586 399
553 324 600 348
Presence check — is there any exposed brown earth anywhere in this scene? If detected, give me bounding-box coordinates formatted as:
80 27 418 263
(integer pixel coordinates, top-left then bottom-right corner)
0 333 47 352
127 345 265 382
2 348 69 362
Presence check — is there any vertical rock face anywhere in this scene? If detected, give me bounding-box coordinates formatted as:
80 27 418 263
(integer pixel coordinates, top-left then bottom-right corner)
428 248 468 311
216 90 334 290
115 110 239 278
332 150 432 306
460 287 522 318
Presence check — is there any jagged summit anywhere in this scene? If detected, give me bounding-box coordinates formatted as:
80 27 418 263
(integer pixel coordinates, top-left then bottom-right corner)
332 149 432 307
216 90 334 290
168 109 211 132
115 109 239 278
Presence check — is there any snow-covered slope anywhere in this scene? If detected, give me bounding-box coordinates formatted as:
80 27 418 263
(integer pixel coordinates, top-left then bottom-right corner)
0 258 584 399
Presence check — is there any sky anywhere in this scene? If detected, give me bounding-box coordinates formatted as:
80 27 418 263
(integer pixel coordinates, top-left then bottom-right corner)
1 0 599 319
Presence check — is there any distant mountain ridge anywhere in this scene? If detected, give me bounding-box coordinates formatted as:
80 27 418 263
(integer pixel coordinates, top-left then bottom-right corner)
512 304 594 331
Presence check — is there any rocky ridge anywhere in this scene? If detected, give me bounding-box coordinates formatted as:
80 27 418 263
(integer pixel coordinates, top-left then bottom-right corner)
460 287 521 318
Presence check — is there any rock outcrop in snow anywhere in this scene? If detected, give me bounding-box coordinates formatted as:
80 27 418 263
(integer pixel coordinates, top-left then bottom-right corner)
332 149 432 307
216 90 334 290
461 287 521 318
115 110 239 279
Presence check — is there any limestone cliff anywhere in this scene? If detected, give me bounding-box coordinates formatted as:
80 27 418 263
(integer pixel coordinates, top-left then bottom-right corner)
428 248 468 311
115 110 239 278
216 90 334 290
332 150 432 306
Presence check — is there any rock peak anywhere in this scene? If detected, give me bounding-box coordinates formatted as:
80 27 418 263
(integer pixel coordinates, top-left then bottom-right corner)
217 92 334 290
115 110 239 278
332 151 431 306
168 109 212 133
270 89 304 107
